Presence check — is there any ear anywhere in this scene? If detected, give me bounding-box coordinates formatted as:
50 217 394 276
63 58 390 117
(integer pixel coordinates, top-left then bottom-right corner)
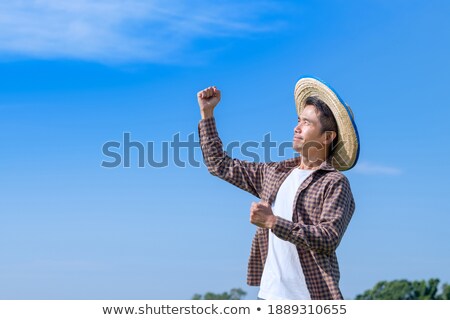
323 131 337 145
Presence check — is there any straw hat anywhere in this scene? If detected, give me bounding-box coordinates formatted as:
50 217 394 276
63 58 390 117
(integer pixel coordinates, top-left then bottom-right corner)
294 76 360 171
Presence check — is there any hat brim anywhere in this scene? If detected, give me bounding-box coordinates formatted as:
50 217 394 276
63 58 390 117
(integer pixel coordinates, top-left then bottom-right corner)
294 76 360 171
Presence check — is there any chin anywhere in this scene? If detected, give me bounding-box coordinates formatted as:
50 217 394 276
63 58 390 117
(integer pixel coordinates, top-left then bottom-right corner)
292 143 302 153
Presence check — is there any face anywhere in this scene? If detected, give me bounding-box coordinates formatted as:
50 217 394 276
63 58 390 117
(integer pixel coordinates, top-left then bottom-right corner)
293 105 328 154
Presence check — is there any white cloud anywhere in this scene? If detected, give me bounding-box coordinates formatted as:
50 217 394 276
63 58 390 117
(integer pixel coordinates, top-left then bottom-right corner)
353 161 403 175
0 0 284 63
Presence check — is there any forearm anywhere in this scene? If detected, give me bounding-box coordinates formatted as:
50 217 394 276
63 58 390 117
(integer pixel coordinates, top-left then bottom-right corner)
271 178 355 253
271 217 340 253
198 117 227 172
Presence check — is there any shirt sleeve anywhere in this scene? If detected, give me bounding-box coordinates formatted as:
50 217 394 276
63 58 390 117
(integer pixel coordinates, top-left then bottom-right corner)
198 117 269 198
271 175 355 254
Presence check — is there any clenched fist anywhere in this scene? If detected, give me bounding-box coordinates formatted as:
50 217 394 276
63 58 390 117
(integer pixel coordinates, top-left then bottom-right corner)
197 86 221 119
250 201 277 229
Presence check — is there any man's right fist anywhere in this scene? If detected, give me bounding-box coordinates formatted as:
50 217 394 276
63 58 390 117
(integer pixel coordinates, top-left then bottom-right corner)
197 86 221 119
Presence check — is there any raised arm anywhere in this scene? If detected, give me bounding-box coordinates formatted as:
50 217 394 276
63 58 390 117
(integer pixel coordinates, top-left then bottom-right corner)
197 86 269 198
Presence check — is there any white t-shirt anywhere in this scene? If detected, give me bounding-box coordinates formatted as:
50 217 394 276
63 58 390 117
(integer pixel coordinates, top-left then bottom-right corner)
258 168 313 300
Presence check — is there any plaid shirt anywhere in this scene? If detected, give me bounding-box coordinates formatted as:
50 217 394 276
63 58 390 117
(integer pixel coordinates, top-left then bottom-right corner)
198 117 355 300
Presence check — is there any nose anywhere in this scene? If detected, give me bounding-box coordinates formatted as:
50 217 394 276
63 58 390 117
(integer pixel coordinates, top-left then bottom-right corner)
294 122 302 134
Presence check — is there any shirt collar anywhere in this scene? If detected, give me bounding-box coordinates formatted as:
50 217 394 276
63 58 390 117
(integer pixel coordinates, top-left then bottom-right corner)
282 156 336 172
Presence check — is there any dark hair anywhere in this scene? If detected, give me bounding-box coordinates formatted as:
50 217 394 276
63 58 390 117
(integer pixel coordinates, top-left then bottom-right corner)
304 96 339 155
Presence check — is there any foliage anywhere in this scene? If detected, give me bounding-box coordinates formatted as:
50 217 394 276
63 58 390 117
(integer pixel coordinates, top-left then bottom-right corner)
356 278 449 300
192 288 247 300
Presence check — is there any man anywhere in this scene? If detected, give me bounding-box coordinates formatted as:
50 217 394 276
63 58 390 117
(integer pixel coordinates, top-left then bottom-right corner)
197 77 360 300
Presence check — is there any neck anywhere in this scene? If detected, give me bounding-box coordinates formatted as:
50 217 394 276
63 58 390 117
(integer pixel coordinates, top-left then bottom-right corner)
298 149 328 170
298 157 324 170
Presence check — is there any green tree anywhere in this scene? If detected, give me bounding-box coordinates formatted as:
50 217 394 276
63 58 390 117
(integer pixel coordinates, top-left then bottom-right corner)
437 283 450 300
192 288 247 300
356 278 449 300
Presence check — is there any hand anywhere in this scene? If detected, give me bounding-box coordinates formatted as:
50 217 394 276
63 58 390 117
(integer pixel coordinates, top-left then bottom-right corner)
197 86 221 119
250 201 277 229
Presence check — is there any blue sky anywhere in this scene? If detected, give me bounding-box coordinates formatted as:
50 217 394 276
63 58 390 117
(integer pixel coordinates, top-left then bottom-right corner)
0 0 449 299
